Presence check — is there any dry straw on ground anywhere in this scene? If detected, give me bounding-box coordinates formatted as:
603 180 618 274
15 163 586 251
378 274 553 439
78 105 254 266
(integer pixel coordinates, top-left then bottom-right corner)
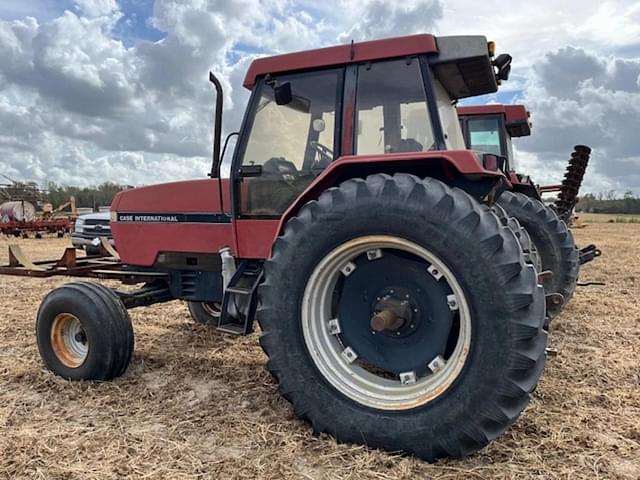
0 220 638 479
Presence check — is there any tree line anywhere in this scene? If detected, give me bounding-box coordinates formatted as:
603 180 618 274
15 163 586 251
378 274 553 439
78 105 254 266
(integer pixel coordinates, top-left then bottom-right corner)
46 182 131 209
40 182 640 214
576 192 640 214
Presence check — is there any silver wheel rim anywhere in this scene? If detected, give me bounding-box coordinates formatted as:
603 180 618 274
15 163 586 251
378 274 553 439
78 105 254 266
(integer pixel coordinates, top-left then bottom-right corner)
302 235 471 410
202 302 222 318
50 313 89 368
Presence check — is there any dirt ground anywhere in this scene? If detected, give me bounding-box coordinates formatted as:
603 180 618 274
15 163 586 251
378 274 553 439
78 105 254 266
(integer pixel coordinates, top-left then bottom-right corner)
0 219 638 479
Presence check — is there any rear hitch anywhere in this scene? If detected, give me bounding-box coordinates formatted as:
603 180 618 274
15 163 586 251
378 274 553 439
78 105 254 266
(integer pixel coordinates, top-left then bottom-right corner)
578 244 601 265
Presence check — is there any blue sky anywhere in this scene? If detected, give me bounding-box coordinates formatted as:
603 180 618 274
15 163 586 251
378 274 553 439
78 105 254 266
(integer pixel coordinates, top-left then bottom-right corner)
112 0 165 45
0 0 165 44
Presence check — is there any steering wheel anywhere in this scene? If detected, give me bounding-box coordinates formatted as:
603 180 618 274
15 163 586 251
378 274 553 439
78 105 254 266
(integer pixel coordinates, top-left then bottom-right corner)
310 141 333 171
262 157 298 177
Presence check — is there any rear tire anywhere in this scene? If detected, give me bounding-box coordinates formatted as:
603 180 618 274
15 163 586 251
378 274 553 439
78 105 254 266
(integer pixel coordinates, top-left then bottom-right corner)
259 174 546 461
36 282 134 380
497 191 579 315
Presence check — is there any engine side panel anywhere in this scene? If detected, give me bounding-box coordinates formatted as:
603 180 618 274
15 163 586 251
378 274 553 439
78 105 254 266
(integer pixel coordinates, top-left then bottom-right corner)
111 178 235 267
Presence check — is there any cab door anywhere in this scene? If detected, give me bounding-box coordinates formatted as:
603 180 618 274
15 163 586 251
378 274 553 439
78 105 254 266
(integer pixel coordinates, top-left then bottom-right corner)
231 68 343 258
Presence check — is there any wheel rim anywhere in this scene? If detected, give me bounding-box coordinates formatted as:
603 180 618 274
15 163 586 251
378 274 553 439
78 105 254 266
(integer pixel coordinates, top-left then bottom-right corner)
201 302 222 318
50 313 89 368
302 235 471 411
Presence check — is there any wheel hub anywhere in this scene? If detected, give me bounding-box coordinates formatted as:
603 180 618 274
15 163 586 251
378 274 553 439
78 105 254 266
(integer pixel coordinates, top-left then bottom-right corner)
50 313 89 368
336 250 456 376
371 287 418 336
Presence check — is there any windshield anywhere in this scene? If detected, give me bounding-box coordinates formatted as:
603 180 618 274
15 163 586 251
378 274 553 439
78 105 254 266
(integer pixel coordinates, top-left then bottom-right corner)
238 69 341 216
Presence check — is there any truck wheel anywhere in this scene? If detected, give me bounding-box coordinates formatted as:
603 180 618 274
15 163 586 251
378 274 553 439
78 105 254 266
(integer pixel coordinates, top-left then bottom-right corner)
258 174 546 461
85 245 101 256
187 301 221 325
36 282 134 380
497 191 579 315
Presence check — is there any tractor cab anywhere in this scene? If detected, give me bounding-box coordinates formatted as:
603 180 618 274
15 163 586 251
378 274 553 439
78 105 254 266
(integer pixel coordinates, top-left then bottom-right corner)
457 104 531 171
234 35 507 217
111 33 512 267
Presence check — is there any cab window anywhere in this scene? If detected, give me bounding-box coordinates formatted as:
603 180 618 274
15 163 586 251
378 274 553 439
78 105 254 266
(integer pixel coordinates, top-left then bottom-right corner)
466 117 503 156
238 69 341 216
355 58 434 154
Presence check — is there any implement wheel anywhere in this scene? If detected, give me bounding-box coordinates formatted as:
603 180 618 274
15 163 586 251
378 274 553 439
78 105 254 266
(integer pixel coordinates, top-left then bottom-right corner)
36 282 134 380
187 301 221 325
258 174 546 461
497 191 579 317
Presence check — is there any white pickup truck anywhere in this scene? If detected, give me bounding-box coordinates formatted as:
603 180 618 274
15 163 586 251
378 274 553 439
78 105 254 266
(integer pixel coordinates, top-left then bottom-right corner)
71 211 114 255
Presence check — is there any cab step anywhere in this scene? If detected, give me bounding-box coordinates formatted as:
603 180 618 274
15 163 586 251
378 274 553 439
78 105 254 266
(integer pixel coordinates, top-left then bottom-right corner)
217 260 263 335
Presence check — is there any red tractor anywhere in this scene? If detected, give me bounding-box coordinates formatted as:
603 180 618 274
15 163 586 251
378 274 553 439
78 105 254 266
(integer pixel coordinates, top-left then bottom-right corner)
458 104 599 316
4 34 547 461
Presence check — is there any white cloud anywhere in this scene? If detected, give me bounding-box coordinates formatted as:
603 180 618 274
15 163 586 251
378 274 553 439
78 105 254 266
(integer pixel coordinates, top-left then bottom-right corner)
74 0 119 18
515 45 640 194
338 0 443 42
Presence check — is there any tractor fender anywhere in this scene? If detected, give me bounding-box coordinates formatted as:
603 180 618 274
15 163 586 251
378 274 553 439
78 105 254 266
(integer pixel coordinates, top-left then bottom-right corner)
276 150 505 238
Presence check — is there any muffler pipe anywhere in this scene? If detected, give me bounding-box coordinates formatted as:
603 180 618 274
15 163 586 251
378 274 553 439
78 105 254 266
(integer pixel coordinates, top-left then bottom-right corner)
219 246 236 292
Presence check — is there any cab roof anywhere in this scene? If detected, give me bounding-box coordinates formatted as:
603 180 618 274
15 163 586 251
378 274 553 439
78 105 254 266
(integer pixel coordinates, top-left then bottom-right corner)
457 104 531 137
243 34 501 100
243 34 438 89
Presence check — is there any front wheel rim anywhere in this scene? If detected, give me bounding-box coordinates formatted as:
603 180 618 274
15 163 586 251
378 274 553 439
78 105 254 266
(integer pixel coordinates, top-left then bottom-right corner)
50 313 89 368
302 235 472 411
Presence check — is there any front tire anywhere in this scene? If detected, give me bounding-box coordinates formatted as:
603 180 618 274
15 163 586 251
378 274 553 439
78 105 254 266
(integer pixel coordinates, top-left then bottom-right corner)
36 282 134 380
258 174 546 461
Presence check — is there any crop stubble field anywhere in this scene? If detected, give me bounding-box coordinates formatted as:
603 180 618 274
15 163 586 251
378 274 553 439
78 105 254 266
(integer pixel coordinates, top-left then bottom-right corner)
0 219 638 479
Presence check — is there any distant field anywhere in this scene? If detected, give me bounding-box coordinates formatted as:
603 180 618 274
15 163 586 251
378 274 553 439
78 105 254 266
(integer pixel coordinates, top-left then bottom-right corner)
576 212 640 223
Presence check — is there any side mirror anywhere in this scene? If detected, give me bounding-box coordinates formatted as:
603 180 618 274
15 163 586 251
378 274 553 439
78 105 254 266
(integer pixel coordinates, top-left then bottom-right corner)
493 53 512 82
274 82 293 105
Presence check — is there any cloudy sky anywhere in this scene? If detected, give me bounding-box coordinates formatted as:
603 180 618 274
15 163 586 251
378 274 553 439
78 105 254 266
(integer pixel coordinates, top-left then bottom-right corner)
0 0 638 194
